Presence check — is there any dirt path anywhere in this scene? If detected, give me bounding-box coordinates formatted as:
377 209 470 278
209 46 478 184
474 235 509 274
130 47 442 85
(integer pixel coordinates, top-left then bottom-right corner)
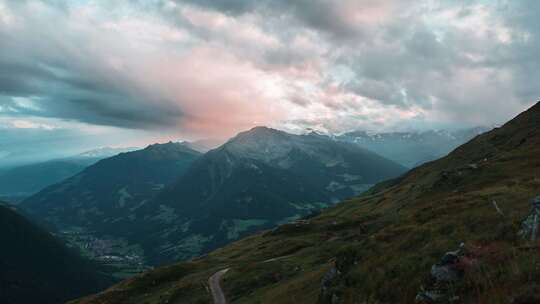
262 254 294 263
209 268 230 304
209 254 295 303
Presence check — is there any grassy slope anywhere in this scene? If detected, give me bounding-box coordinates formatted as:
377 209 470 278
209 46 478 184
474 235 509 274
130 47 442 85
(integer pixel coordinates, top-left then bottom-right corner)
73 102 540 304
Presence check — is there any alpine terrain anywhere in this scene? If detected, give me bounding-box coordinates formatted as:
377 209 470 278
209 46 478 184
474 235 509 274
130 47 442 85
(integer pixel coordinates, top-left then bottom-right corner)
22 128 406 268
73 102 540 304
136 126 407 264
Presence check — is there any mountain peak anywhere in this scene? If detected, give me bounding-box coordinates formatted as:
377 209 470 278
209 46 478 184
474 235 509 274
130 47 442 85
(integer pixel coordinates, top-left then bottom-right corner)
250 125 274 131
144 141 198 154
244 126 285 136
227 126 289 144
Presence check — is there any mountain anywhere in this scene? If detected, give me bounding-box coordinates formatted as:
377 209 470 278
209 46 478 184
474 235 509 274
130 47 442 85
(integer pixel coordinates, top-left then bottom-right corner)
132 127 406 264
0 202 112 304
23 128 405 269
336 127 490 168
72 102 540 304
0 147 139 199
21 143 202 271
0 158 96 199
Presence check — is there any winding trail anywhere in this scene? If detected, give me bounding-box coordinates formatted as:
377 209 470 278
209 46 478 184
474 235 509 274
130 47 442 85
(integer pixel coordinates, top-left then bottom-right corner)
209 255 293 303
209 268 230 304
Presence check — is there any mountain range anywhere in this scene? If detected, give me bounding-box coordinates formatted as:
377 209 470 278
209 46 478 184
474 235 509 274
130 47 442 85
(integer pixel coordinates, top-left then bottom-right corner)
72 102 540 303
0 126 483 200
22 127 406 267
135 127 406 264
336 127 490 168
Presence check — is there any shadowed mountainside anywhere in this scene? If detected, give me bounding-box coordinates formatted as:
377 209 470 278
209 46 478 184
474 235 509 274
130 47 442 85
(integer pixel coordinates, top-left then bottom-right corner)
0 202 113 304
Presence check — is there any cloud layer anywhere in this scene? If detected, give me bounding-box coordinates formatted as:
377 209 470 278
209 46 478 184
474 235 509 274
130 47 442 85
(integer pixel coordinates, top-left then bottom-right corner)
1 0 539 151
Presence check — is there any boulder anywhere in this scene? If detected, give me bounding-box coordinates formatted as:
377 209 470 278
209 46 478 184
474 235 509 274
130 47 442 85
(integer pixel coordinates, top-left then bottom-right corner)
519 196 540 241
319 264 341 304
416 244 466 303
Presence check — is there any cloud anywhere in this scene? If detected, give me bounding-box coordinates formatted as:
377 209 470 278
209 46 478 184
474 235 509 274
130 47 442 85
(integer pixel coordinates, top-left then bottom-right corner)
0 0 539 150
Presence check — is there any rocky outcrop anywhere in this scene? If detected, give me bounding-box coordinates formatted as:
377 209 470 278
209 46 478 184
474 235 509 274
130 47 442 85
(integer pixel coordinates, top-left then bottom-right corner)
320 264 340 302
416 244 467 303
519 196 540 241
319 248 360 304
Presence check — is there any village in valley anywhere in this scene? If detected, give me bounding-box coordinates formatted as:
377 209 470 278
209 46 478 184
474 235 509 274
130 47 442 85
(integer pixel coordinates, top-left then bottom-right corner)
57 228 152 279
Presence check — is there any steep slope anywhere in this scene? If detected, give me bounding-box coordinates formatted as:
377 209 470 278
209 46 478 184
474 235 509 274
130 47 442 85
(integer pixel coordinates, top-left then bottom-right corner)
337 127 490 168
73 102 540 304
133 127 406 265
0 147 138 198
0 202 112 304
21 143 201 270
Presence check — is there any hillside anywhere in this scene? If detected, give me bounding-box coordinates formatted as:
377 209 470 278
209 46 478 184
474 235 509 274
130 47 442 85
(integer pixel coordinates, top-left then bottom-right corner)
0 202 112 304
73 101 540 304
336 127 489 168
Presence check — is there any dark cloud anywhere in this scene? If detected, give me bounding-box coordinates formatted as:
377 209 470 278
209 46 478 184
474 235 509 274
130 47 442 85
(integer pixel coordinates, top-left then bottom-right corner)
177 0 258 15
0 14 185 130
177 0 406 40
0 58 184 129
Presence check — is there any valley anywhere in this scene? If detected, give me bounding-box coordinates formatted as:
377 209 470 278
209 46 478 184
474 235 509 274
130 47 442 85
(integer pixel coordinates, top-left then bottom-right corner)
58 227 152 279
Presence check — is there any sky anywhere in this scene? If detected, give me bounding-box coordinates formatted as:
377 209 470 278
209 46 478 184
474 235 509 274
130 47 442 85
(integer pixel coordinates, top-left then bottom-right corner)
0 0 539 166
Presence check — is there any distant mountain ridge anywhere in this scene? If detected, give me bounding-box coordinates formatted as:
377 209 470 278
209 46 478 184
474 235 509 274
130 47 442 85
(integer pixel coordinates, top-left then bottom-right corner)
0 146 139 198
76 147 139 158
336 127 491 168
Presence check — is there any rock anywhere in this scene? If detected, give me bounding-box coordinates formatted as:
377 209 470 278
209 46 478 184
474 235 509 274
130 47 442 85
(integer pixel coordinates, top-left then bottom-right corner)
416 244 466 303
519 196 540 241
431 263 460 282
319 264 341 304
321 265 339 294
